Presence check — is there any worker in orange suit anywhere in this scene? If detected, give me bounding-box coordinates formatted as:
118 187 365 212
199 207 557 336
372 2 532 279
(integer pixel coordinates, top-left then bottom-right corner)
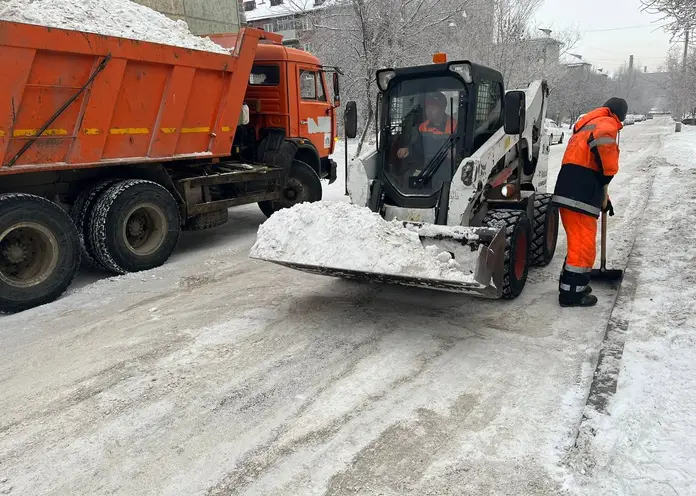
552 97 627 307
397 92 457 159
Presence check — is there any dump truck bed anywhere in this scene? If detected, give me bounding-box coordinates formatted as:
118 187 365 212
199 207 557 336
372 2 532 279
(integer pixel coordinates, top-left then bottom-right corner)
0 21 274 175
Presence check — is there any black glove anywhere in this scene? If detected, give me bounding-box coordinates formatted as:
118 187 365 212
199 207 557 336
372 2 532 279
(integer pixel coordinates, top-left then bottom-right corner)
603 198 615 216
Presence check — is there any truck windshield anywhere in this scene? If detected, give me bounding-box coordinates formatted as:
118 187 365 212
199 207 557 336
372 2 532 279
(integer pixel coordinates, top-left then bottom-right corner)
381 76 467 198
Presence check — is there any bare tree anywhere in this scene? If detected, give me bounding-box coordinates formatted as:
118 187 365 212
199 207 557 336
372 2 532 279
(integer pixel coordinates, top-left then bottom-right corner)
309 0 474 154
640 0 696 37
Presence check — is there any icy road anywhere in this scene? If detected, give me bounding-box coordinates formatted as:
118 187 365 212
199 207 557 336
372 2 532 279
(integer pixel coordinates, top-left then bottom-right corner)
0 118 685 495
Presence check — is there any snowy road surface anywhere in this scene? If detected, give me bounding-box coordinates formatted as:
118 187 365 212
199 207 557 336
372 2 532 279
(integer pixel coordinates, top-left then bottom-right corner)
0 118 681 495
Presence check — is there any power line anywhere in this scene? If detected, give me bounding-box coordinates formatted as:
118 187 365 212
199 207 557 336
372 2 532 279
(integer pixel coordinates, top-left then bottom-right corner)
582 24 656 33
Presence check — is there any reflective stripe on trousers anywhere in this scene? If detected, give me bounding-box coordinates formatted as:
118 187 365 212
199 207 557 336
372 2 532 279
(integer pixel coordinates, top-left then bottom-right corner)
560 283 589 292
552 195 601 217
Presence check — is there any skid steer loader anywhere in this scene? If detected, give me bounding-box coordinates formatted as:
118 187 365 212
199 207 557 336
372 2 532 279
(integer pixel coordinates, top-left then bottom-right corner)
250 55 559 299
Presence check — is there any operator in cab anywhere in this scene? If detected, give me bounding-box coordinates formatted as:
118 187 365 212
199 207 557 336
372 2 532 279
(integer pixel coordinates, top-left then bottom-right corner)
396 91 457 159
551 97 627 308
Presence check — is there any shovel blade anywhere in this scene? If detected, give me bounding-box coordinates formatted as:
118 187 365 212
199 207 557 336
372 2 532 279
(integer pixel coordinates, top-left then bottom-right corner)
590 268 624 280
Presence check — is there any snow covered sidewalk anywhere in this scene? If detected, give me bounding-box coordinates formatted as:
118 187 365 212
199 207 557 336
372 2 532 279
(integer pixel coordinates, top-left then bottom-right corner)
566 124 696 495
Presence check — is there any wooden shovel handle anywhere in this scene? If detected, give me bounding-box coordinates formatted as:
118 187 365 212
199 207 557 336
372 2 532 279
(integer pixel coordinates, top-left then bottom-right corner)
600 210 608 270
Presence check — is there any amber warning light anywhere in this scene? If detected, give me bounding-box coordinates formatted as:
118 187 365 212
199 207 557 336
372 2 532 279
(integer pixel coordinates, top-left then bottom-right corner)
432 52 447 64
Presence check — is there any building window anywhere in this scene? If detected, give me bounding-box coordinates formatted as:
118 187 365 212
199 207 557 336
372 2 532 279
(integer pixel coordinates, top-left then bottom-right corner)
270 0 283 5
250 65 280 86
298 16 312 31
276 17 294 31
263 22 273 32
243 1 255 11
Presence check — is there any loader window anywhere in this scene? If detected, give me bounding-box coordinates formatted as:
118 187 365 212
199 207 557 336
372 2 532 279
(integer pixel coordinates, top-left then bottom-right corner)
381 76 466 199
473 80 503 150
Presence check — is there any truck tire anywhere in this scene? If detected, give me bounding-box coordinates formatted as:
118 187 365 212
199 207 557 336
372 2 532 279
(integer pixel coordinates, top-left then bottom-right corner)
530 193 559 267
88 180 181 274
258 159 322 218
70 179 120 269
0 193 80 313
483 209 532 300
184 208 229 231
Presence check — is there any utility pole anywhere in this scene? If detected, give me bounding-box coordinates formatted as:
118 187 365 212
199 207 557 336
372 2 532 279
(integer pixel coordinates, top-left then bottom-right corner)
683 26 690 75
627 54 634 105
681 26 690 119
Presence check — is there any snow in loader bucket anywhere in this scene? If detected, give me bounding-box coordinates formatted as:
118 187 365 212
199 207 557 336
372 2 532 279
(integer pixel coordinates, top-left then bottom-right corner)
249 201 507 298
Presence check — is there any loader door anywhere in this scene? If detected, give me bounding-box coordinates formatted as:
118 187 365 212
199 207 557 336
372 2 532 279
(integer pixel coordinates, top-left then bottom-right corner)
379 75 467 208
297 66 333 153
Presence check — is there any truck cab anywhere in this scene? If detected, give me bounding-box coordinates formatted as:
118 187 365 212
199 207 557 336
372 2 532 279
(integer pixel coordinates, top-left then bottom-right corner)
211 33 339 189
248 43 338 174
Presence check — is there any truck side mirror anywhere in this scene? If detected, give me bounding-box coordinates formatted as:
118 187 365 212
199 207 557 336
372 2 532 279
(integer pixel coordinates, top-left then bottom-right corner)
344 101 358 139
333 72 340 106
504 91 526 135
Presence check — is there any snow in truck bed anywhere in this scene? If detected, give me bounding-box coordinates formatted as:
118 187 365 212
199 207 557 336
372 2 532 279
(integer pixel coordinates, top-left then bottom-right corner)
0 0 230 54
249 201 480 283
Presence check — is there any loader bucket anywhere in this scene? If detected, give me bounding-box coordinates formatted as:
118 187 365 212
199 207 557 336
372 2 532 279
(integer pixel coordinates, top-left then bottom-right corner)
249 202 508 298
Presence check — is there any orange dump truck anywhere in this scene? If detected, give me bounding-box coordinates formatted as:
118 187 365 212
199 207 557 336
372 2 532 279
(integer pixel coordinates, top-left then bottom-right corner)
0 20 341 312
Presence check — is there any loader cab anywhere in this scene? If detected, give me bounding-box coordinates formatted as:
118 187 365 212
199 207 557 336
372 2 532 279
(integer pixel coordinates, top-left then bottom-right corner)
375 59 504 209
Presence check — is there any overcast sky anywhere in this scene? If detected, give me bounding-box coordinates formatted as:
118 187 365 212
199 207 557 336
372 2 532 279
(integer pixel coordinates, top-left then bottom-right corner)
535 0 677 74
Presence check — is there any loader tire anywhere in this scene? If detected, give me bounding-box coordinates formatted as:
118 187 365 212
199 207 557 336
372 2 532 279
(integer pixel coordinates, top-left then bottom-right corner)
89 180 181 274
530 193 559 267
483 209 532 300
70 179 121 269
0 193 80 313
259 159 322 218
184 208 229 232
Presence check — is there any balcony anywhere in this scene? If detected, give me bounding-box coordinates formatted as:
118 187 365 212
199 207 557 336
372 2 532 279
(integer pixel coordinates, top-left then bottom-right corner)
276 29 298 41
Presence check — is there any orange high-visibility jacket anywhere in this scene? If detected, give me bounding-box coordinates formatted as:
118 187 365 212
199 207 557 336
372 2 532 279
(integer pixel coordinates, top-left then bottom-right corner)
552 107 623 217
418 118 457 135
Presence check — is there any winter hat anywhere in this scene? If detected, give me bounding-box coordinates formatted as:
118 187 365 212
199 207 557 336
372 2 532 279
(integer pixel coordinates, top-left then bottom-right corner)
603 97 628 121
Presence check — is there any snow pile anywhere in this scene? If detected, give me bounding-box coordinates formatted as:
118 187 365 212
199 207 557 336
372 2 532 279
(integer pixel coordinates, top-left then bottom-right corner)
0 0 230 54
250 201 478 283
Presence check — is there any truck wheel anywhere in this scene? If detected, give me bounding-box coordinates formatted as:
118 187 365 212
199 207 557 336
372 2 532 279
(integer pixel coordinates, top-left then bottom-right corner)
531 193 559 267
258 159 322 218
0 194 80 313
184 208 229 231
70 179 120 269
89 180 181 274
483 209 532 300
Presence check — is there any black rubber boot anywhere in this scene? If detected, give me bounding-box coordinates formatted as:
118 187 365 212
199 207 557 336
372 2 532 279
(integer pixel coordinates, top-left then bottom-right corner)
582 286 593 295
559 294 598 308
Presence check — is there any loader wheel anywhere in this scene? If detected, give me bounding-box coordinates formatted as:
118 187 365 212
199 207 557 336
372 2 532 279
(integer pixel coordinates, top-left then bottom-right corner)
259 159 322 218
530 193 559 267
483 209 532 300
89 180 181 274
70 179 120 269
0 194 80 313
184 208 229 232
